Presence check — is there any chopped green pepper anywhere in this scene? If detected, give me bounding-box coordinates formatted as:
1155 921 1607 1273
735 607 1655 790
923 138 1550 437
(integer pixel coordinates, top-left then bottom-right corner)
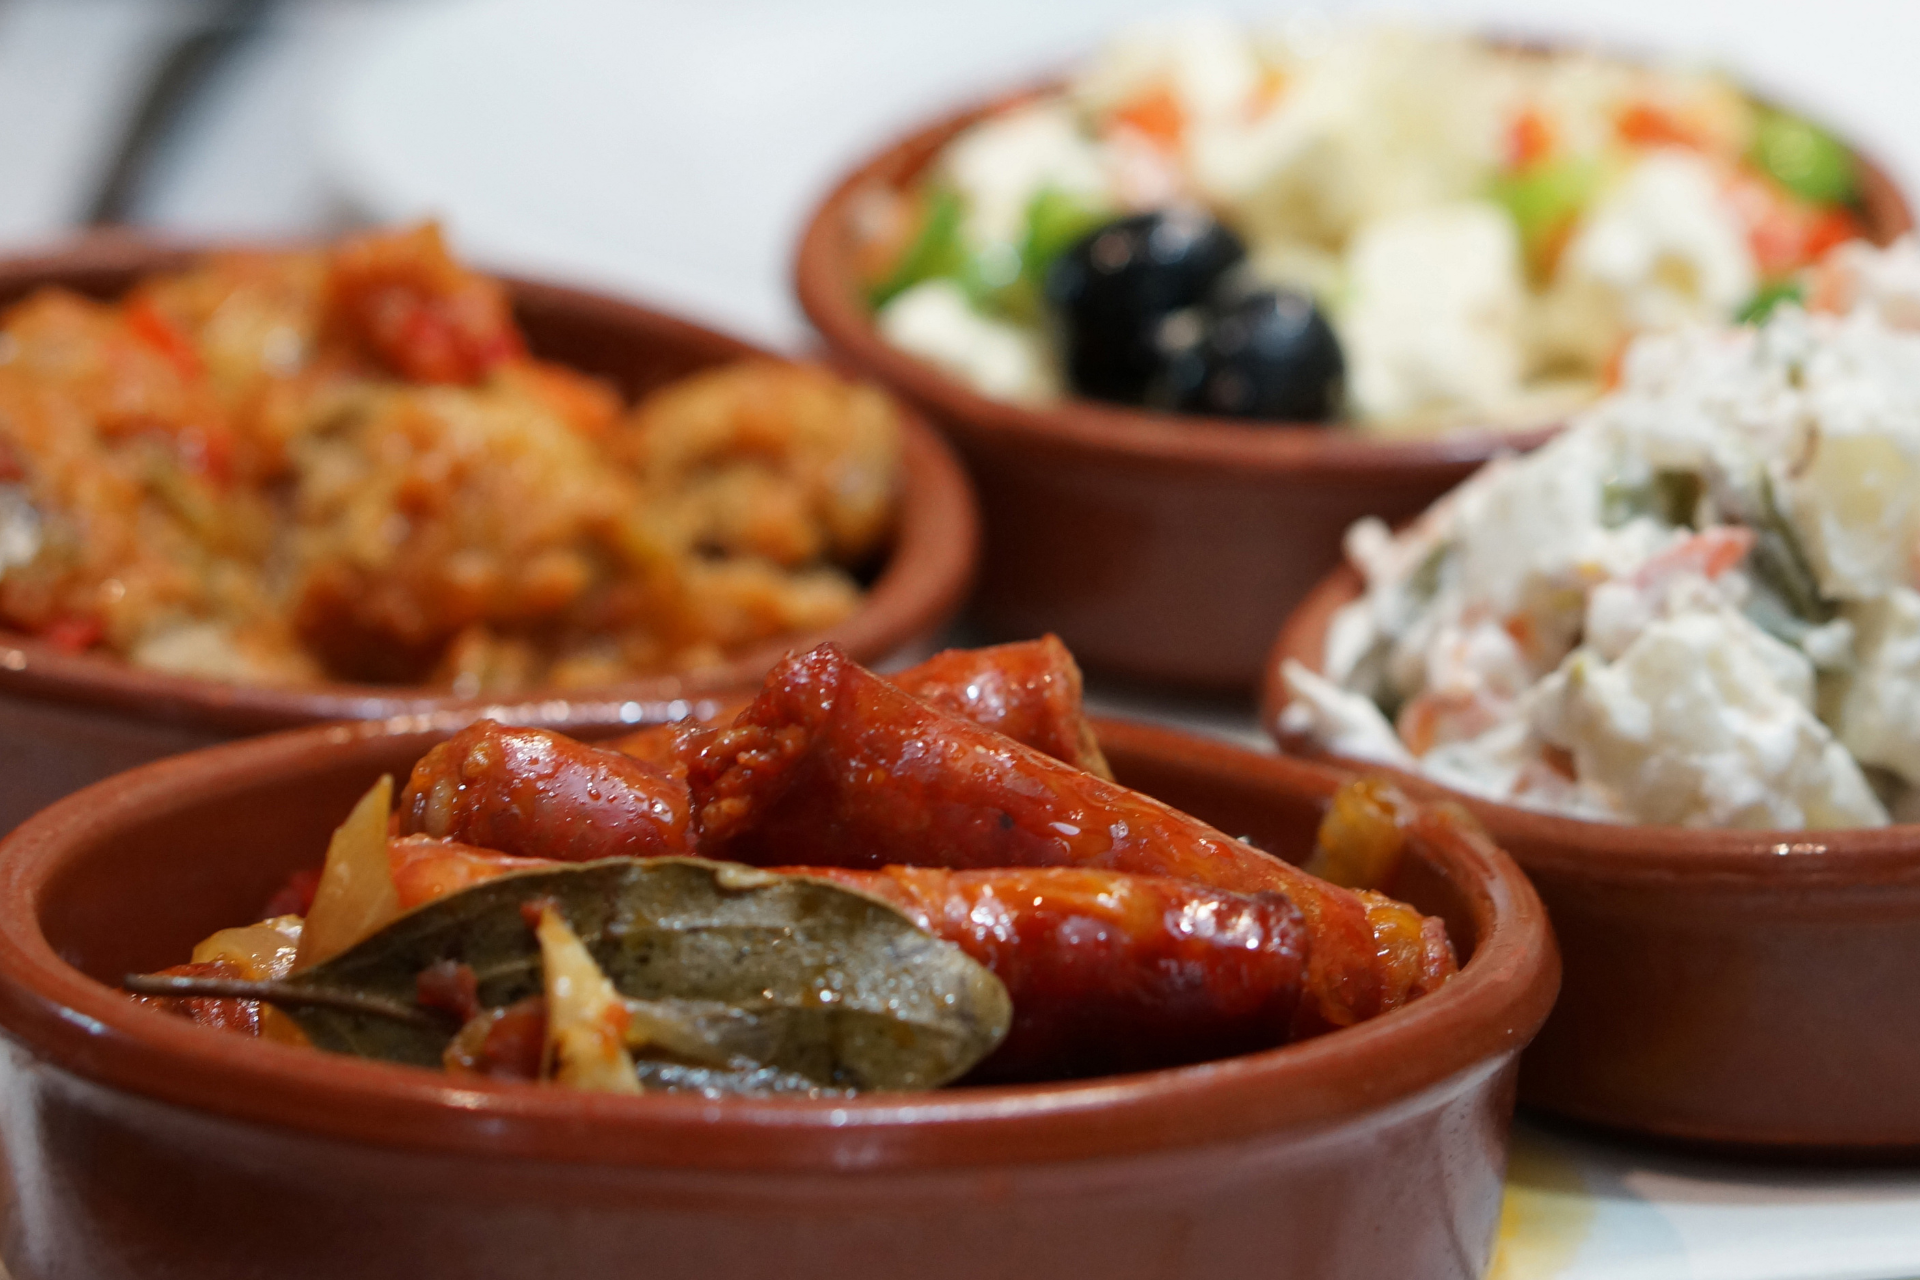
1750 108 1858 206
984 187 1114 321
1492 157 1601 277
1023 188 1110 281
1601 469 1703 529
1736 280 1806 325
868 189 971 309
1745 472 1834 633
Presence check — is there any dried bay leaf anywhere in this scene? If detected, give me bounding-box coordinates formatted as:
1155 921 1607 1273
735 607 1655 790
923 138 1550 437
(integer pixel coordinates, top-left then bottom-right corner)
622 996 780 1067
283 857 1011 1091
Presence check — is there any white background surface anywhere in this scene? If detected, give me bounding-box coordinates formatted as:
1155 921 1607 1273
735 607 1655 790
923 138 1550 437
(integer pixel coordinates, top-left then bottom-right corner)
321 0 1920 347
0 2 1916 1276
5 0 1920 346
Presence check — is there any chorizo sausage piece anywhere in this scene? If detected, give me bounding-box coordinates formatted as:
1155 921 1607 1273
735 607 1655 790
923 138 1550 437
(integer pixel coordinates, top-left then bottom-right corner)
607 635 1111 779
399 720 690 863
888 635 1112 779
605 713 735 782
790 864 1307 1080
689 644 1446 1029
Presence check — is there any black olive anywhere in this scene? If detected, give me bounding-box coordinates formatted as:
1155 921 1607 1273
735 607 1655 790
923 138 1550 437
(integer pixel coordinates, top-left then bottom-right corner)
1044 210 1245 404
1166 287 1344 422
1142 306 1211 409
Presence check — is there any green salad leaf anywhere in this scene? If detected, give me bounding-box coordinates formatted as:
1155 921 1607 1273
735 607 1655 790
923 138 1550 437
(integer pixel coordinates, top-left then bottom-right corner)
868 188 971 309
1491 157 1601 276
1750 108 1858 206
1737 280 1806 325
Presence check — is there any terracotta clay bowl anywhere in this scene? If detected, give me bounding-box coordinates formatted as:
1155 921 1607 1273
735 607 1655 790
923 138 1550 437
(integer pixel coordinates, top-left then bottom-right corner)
793 86 1913 694
0 235 979 832
0 713 1556 1280
1264 564 1920 1150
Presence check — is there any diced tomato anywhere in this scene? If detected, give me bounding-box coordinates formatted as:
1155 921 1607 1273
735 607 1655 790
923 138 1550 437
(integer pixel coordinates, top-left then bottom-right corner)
172 421 236 485
1395 693 1443 755
1506 108 1556 170
1615 101 1701 150
1111 86 1186 149
262 867 323 918
130 960 261 1036
481 998 548 1080
393 306 470 384
1395 688 1504 756
125 297 203 382
518 897 553 931
1634 526 1756 587
1804 205 1866 262
325 223 525 385
1601 336 1632 391
0 435 25 482
1501 613 1549 665
1725 170 1867 278
416 959 482 1025
40 616 102 654
465 997 548 1081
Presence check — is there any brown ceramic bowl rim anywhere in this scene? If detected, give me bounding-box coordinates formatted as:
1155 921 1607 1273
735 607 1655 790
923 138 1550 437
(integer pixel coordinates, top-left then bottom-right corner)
792 75 1910 478
0 713 1557 1173
1264 562 1920 887
794 84 1550 478
0 233 979 735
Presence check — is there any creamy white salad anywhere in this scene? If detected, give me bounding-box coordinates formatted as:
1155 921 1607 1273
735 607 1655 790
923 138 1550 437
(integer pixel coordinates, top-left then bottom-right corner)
1281 238 1920 829
866 20 1867 434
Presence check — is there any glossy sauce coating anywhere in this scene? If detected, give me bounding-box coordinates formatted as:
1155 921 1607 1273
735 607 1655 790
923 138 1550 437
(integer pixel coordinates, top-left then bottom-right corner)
1307 777 1458 1004
444 997 548 1081
130 960 264 1036
789 865 1306 1080
399 721 690 863
689 644 1438 1028
275 835 1313 1079
608 635 1111 779
606 716 726 782
888 636 1112 778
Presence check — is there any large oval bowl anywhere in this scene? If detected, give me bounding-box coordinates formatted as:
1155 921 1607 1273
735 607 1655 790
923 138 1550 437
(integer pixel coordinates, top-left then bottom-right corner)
794 85 1912 692
1265 565 1920 1149
0 236 980 831
0 714 1556 1280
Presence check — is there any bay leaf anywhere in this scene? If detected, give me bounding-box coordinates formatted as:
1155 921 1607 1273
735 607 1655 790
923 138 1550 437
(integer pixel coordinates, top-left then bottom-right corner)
282 857 1012 1092
622 996 782 1067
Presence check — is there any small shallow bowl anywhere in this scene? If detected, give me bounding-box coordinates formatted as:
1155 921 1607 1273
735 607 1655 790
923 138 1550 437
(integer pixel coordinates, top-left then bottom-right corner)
0 713 1556 1280
794 85 1913 693
0 235 980 831
1265 565 1920 1150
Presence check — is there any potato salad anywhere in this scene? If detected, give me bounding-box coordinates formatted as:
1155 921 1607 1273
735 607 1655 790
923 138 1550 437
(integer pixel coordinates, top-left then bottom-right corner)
1282 238 1920 829
867 20 1869 434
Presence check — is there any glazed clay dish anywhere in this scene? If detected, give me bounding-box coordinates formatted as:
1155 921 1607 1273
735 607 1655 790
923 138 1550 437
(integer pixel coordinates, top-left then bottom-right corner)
1265 565 1920 1150
0 700 1555 1280
794 74 1912 692
0 235 978 831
